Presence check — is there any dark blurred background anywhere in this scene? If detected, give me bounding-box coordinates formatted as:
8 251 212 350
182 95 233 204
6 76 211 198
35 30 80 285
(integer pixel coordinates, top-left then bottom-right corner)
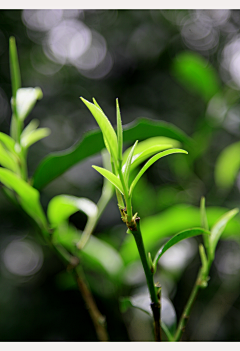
1 9 240 341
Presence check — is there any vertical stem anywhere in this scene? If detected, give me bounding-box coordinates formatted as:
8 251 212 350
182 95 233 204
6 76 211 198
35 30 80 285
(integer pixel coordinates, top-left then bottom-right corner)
74 266 108 341
129 218 161 341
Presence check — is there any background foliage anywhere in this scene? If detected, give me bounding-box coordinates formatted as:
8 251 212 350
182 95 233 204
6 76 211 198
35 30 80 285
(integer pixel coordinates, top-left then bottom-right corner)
1 9 240 341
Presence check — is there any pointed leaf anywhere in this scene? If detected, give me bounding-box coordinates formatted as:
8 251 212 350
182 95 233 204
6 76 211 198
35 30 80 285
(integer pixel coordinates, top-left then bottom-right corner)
0 168 47 229
153 228 210 270
16 87 43 121
21 127 51 149
32 118 191 190
47 195 97 227
9 36 21 100
116 98 123 162
0 132 17 155
210 208 239 254
123 140 138 187
21 119 40 139
0 142 19 173
81 97 118 163
92 165 124 194
129 148 188 196
215 141 240 190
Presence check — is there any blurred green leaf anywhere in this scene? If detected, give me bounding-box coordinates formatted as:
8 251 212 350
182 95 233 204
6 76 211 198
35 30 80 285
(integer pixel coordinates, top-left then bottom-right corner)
92 166 124 194
0 132 17 155
215 141 240 190
116 98 123 162
16 87 43 121
153 228 210 271
0 168 47 230
0 142 19 173
129 148 188 196
81 97 118 163
32 118 191 190
21 127 51 149
9 36 21 101
21 119 39 139
120 204 240 265
210 208 239 255
48 195 97 227
171 51 220 102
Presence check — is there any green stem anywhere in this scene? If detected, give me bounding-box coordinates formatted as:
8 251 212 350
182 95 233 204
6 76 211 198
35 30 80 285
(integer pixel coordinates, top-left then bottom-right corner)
129 218 161 341
174 259 213 341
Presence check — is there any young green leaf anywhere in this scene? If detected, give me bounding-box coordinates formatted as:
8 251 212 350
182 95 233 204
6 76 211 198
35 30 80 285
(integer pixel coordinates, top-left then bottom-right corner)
123 140 138 187
16 87 43 121
0 132 17 155
152 228 210 272
0 168 47 229
21 119 40 139
92 165 124 194
0 142 19 173
210 208 239 255
9 36 21 101
21 127 51 149
47 195 97 227
200 196 210 253
116 98 123 163
129 148 188 196
81 97 118 163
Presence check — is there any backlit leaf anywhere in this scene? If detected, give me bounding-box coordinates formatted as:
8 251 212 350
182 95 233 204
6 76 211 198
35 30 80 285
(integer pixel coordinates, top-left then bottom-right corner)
92 165 124 194
123 140 138 187
21 127 51 149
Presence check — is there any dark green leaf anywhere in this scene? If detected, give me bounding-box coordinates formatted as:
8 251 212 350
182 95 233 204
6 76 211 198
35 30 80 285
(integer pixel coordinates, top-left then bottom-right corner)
32 118 191 190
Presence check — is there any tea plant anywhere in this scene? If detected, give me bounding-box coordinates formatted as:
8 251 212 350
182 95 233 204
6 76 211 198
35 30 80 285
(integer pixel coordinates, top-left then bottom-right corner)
0 37 239 342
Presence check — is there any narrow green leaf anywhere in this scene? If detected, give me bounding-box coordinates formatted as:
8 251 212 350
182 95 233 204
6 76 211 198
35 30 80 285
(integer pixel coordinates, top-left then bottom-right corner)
81 97 118 163
116 98 123 162
47 195 97 227
0 142 19 173
16 87 43 121
92 165 124 194
200 196 210 252
32 118 191 191
21 127 51 149
123 140 138 187
0 132 17 155
0 168 47 229
21 119 40 139
210 208 239 254
215 141 240 190
129 148 188 196
9 37 21 100
199 244 208 278
153 228 210 270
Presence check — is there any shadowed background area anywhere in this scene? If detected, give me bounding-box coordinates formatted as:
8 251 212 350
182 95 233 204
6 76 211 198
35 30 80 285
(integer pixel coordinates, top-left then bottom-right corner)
1 9 240 341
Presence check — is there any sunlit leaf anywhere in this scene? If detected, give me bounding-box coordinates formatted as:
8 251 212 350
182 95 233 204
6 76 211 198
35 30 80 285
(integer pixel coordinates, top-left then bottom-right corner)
215 141 240 190
92 165 124 194
123 140 138 187
116 98 123 162
21 127 51 149
0 142 19 173
32 118 191 190
81 97 118 163
16 87 43 121
129 148 188 196
171 51 220 102
153 228 210 271
47 195 97 227
0 132 17 155
210 208 239 255
0 168 47 229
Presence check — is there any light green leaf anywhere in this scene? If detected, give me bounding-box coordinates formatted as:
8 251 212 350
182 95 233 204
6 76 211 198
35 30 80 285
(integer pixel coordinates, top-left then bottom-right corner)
16 87 43 121
0 168 47 229
215 141 240 190
21 119 39 139
210 208 239 255
153 228 210 271
48 195 97 227
21 127 51 149
81 97 118 163
9 36 21 100
129 148 188 196
0 142 19 173
123 140 138 187
200 197 210 252
92 165 124 195
116 98 123 162
0 132 17 155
